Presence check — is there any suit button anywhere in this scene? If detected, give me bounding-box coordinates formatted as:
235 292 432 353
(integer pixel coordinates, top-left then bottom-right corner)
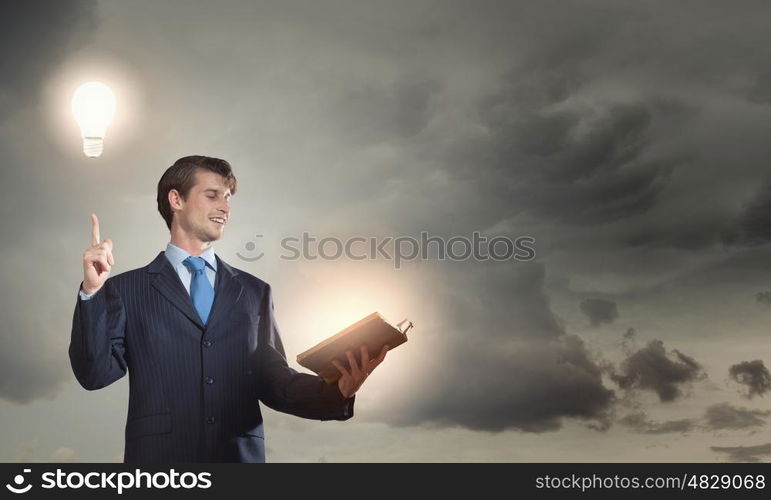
203 339 212 347
206 416 216 424
205 376 215 384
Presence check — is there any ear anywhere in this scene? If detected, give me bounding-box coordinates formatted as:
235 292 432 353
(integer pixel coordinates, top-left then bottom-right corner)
168 189 184 211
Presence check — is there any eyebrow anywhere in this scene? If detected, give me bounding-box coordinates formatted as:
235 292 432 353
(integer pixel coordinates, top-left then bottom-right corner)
203 188 232 196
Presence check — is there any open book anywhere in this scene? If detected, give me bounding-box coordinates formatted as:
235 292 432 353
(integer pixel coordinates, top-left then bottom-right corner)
297 312 412 383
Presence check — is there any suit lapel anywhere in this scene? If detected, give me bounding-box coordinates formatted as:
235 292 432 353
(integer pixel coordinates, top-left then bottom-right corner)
205 255 244 331
148 252 205 330
147 251 245 332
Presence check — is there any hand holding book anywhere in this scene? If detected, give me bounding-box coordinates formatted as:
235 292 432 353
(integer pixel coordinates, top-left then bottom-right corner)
297 312 413 398
332 344 390 399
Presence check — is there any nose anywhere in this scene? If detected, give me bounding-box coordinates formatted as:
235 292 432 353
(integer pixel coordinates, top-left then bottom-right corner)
218 198 230 215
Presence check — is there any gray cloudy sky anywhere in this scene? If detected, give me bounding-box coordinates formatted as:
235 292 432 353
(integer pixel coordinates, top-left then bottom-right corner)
2 0 771 462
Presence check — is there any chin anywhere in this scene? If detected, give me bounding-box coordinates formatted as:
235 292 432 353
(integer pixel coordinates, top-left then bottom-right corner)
196 229 221 243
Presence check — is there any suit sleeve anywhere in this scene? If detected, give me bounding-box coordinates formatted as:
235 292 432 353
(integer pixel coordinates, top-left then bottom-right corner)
257 284 355 421
69 280 128 390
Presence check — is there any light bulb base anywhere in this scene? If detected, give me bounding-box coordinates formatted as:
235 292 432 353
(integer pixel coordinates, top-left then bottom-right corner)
82 137 104 158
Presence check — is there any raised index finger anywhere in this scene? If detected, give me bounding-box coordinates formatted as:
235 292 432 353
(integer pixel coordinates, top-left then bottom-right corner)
91 213 100 246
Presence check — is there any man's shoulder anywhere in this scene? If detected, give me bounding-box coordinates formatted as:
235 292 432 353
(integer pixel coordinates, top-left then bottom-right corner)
103 253 164 286
218 258 271 292
103 263 151 286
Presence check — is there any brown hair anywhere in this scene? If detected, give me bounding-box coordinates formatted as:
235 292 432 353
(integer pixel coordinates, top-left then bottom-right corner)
156 155 238 230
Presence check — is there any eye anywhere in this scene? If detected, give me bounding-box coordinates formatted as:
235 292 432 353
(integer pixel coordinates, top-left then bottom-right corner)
207 194 216 199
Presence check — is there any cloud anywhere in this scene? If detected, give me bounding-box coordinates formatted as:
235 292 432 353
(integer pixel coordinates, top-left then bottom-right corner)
747 69 771 105
0 256 77 404
755 291 771 305
729 360 771 398
0 1 97 404
401 333 615 433
2 0 771 462
619 411 695 434
372 262 615 433
0 1 96 116
399 1 771 255
326 78 438 146
11 441 80 463
620 403 770 435
48 447 79 463
620 328 638 352
611 340 704 402
723 180 771 246
467 81 684 227
704 403 770 431
711 443 771 463
580 298 619 326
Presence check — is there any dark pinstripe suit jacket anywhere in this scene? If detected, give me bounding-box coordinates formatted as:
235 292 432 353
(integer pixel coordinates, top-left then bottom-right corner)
69 251 353 463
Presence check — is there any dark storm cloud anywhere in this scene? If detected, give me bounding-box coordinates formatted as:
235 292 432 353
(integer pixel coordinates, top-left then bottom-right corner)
265 0 770 257
747 70 771 105
711 443 771 463
755 292 771 305
729 360 771 399
704 403 770 431
393 333 615 433
376 262 615 433
2 0 771 462
410 1 771 254
327 78 437 146
580 298 619 326
610 340 704 402
462 80 684 227
620 328 637 353
618 411 695 435
620 403 770 434
329 3 755 425
0 0 96 115
0 0 97 403
0 290 74 404
723 180 771 246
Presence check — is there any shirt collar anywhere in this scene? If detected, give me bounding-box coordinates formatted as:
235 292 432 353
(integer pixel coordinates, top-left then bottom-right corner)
164 242 217 271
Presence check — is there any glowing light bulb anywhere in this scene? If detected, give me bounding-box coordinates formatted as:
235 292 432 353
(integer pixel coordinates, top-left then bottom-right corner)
71 82 116 158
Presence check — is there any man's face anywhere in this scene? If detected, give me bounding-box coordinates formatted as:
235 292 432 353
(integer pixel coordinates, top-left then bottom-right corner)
172 170 232 243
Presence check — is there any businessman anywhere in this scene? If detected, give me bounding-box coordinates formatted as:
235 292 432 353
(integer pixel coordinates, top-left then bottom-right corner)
70 155 388 462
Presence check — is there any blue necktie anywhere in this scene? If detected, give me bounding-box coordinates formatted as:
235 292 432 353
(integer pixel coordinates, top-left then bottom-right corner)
183 256 215 324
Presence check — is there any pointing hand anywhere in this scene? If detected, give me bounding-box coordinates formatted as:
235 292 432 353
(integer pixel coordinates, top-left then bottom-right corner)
81 213 114 295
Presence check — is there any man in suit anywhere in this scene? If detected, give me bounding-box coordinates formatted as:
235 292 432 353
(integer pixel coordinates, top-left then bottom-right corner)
70 155 388 463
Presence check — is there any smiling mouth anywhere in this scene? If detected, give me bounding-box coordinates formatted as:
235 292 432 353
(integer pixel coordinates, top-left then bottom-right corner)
209 217 226 226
